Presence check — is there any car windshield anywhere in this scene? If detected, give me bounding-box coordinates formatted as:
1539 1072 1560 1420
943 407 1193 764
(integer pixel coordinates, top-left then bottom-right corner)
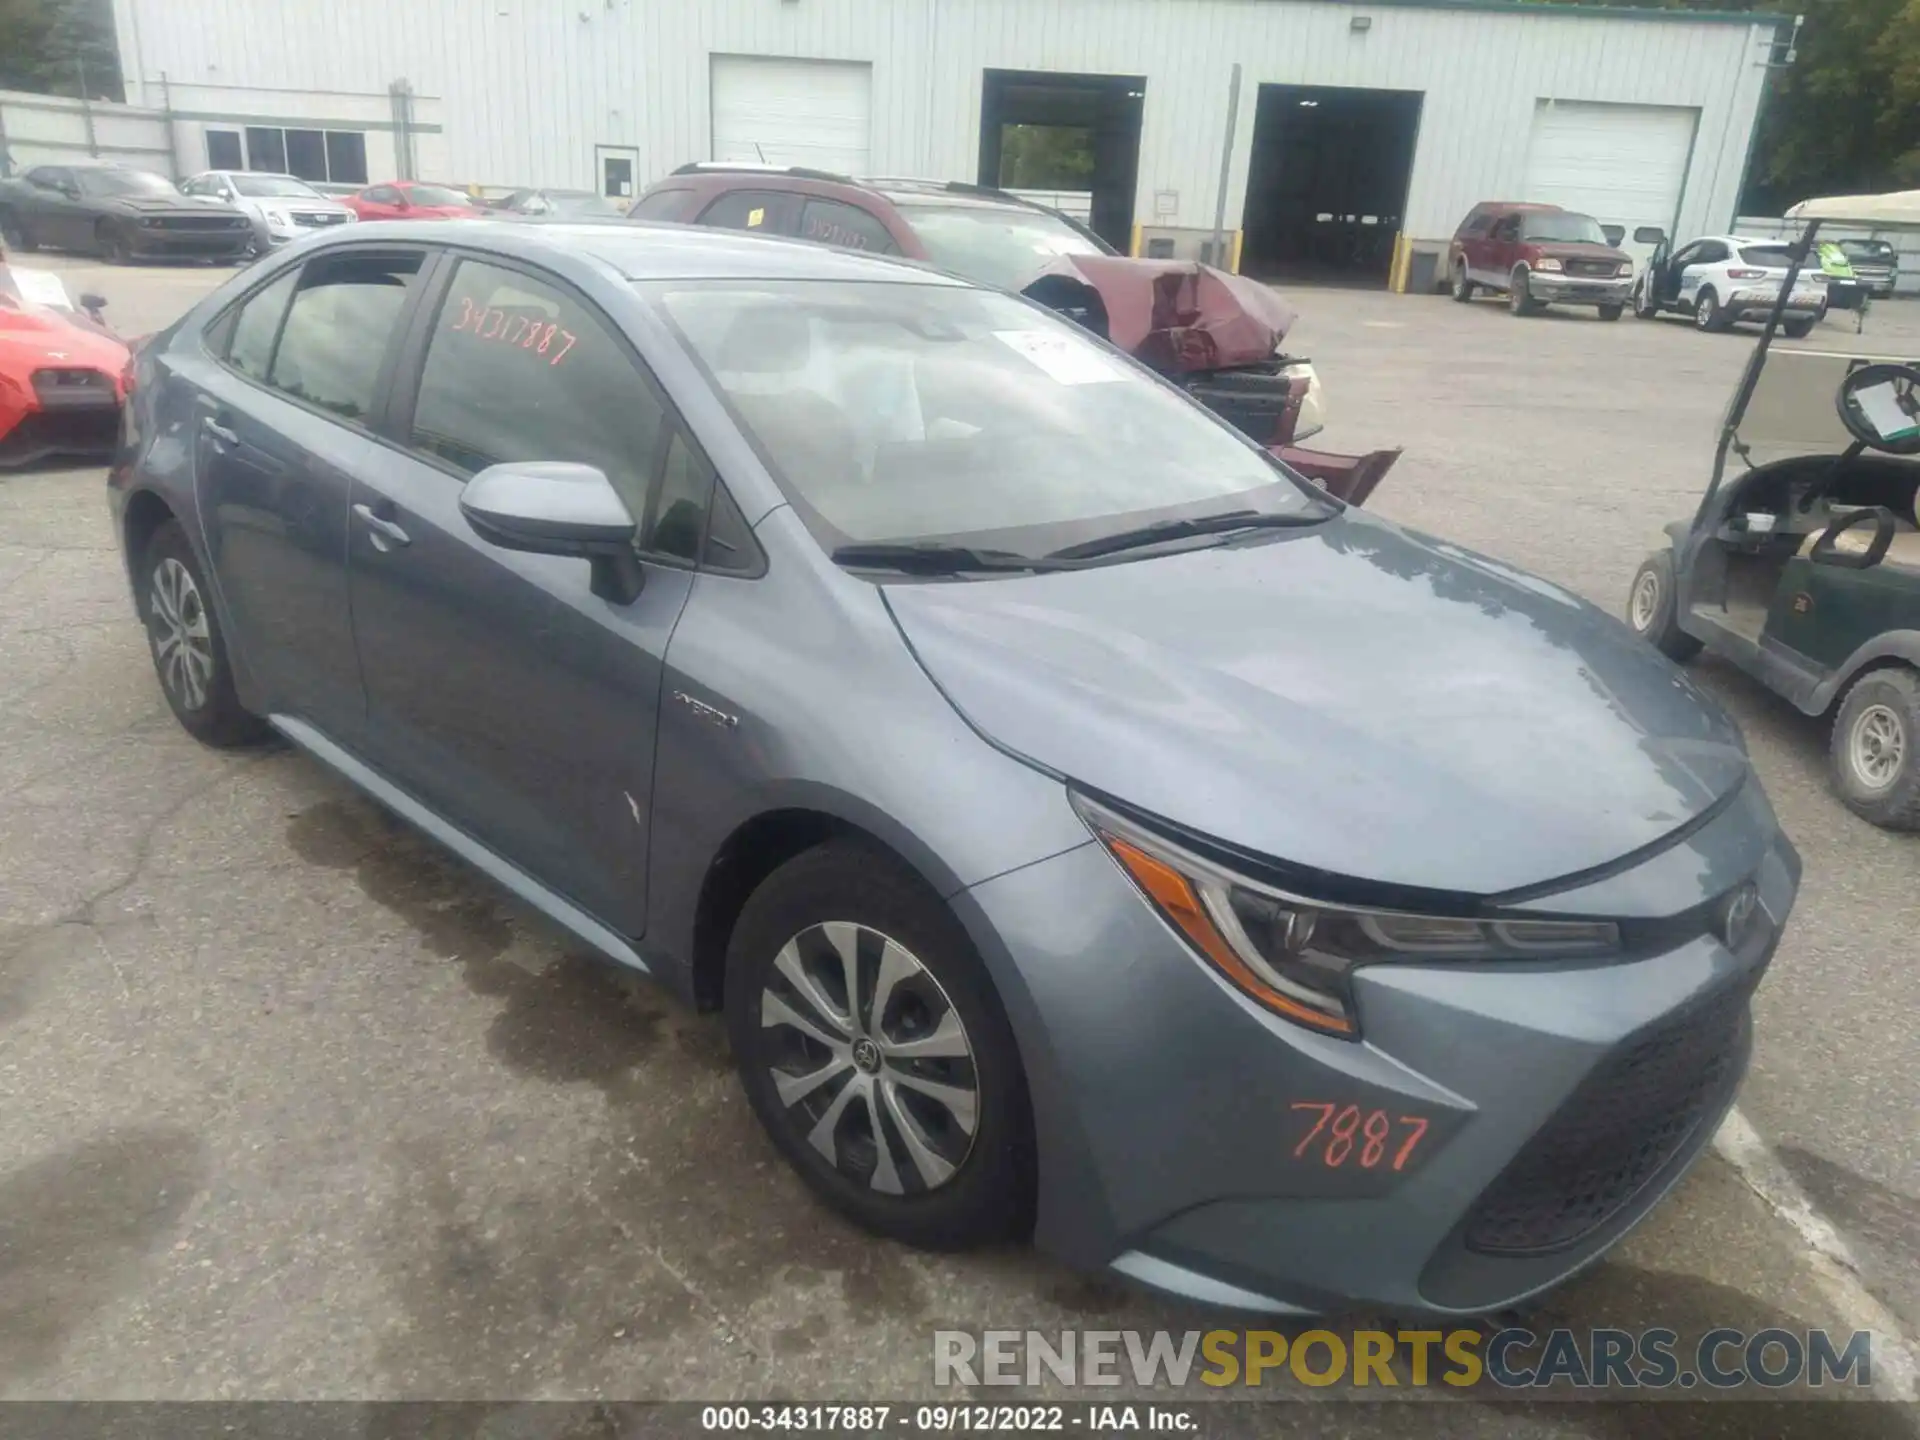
1520 212 1609 245
1839 240 1895 262
76 169 179 198
231 175 323 199
1739 244 1796 269
408 185 475 207
891 202 1109 290
649 279 1323 561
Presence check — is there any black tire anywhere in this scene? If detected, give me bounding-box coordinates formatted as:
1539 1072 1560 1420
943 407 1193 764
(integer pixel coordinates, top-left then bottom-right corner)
1625 551 1703 663
725 841 1035 1251
137 521 270 748
1829 668 1920 830
1695 288 1730 332
1598 303 1624 322
1509 267 1541 316
0 210 35 251
1783 317 1815 340
99 222 134 265
1451 260 1475 303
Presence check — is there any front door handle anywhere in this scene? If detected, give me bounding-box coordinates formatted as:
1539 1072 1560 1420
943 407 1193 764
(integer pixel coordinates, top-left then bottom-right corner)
201 417 239 446
352 502 411 551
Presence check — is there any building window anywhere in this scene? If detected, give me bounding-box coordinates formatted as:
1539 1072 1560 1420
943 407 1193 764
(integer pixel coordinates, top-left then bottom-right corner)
235 126 370 184
206 129 244 170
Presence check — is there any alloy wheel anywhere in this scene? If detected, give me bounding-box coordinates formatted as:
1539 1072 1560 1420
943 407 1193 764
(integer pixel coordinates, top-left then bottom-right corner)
1847 703 1906 792
1696 294 1716 330
148 557 215 712
758 920 978 1196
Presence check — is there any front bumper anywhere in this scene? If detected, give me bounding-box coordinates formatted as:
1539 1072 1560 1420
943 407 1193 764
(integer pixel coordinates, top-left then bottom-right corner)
1524 274 1631 306
128 225 252 259
960 779 1799 1315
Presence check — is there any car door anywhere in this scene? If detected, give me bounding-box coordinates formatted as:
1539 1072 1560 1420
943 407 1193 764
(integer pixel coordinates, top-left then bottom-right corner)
345 253 703 935
1480 214 1519 286
184 247 428 738
1655 241 1699 306
693 188 801 239
25 166 86 250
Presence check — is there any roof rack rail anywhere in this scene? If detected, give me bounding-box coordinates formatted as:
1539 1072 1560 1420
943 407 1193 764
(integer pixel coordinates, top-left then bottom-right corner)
670 161 854 184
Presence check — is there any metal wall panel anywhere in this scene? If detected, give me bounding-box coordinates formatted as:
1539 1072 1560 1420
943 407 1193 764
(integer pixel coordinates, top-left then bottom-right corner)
112 0 1778 243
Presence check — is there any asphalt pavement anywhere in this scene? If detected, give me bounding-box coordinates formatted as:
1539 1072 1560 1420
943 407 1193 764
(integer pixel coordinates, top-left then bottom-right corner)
1 254 1917 1433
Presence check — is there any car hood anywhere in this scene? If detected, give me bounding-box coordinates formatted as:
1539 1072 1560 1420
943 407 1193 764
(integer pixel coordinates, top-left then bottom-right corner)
884 512 1749 898
99 194 236 216
1528 241 1631 265
0 300 129 377
1019 255 1296 375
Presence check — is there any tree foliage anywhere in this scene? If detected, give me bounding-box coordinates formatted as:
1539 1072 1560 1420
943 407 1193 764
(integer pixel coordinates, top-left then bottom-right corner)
0 0 122 101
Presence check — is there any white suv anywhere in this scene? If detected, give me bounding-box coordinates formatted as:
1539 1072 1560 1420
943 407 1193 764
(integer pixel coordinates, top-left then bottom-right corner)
1633 233 1827 336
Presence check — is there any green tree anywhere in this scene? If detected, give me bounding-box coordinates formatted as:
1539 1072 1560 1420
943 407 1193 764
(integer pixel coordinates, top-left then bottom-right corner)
0 0 122 101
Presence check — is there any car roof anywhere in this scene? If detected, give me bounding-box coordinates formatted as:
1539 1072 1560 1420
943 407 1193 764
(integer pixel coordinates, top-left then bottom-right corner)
301 217 964 285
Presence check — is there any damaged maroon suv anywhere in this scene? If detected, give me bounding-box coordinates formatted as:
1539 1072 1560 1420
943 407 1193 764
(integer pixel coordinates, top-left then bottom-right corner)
631 164 1397 505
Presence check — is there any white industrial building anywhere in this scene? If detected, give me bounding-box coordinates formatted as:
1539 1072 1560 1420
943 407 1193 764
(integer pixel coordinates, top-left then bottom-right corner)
94 0 1786 285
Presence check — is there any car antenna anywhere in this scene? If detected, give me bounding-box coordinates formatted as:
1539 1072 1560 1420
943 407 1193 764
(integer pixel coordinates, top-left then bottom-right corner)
754 143 767 163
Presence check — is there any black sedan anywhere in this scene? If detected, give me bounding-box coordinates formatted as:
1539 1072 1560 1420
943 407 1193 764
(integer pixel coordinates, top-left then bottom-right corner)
0 163 252 264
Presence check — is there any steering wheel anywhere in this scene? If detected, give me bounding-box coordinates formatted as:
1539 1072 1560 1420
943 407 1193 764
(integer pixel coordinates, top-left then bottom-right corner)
1836 363 1920 455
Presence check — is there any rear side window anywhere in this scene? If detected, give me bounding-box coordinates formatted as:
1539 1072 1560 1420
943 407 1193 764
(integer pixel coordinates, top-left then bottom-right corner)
798 199 898 253
267 251 423 422
1696 242 1729 264
407 259 667 527
630 188 693 221
224 269 300 381
1458 210 1492 238
697 190 791 233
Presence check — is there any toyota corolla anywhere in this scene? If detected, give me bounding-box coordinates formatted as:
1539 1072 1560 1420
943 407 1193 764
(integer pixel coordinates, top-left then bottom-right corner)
109 220 1799 1315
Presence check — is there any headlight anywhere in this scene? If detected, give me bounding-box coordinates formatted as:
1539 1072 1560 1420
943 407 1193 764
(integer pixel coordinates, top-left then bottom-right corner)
265 208 291 228
1616 261 1634 278
140 217 163 228
1534 257 1564 273
1074 795 1619 1038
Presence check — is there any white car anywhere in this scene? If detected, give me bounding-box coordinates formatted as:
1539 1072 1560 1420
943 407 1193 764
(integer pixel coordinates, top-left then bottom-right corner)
1632 233 1828 336
178 171 356 257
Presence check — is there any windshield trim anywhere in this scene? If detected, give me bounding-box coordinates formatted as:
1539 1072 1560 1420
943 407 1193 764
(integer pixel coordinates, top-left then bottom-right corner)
640 276 1330 575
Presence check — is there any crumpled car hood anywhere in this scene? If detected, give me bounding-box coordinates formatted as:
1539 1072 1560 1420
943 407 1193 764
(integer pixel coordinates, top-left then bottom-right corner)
1020 255 1297 375
885 513 1750 899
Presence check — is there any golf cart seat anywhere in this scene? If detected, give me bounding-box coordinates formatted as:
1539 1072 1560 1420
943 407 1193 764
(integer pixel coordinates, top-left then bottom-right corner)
1797 520 1920 571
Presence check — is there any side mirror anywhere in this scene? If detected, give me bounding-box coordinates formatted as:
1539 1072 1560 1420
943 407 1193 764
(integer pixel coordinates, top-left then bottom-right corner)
78 292 107 321
1633 226 1667 246
459 462 644 603
1601 224 1624 248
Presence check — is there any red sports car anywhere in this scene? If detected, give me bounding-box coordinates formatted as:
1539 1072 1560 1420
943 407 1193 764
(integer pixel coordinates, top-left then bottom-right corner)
341 181 483 222
0 248 131 468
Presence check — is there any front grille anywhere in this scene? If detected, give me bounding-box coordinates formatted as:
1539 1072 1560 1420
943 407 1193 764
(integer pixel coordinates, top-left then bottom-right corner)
157 215 248 231
293 212 347 227
1463 980 1750 1256
1566 259 1620 279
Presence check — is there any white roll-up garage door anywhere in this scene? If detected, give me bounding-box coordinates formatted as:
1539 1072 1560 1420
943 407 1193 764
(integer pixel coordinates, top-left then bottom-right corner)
710 55 873 177
1523 99 1697 251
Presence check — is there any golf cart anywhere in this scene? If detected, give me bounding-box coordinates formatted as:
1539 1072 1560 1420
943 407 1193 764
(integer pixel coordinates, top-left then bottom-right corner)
1625 188 1920 828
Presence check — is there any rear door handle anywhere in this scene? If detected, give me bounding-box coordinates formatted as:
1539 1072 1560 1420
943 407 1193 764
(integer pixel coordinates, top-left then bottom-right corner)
352 502 411 551
201 417 239 446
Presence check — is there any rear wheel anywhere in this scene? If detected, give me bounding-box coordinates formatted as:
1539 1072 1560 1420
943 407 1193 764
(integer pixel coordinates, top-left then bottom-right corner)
1830 668 1920 830
1598 303 1624 322
725 841 1035 1250
1695 288 1730 332
1451 261 1475 303
138 521 269 747
1509 267 1541 316
1783 317 1815 340
1625 551 1702 663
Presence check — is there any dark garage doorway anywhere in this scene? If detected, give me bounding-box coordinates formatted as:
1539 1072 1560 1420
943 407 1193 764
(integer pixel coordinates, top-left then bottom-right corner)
1242 84 1423 286
979 69 1144 251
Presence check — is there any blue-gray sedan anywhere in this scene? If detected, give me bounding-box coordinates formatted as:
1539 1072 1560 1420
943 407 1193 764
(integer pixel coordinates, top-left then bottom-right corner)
109 220 1800 1315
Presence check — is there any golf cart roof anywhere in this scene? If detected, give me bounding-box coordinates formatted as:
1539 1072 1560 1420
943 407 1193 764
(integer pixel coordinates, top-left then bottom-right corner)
1785 189 1920 226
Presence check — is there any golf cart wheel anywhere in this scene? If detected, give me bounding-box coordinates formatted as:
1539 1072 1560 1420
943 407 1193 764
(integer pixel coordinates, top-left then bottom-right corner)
1625 551 1702 663
1451 261 1475 303
139 521 269 748
1830 668 1920 830
724 840 1035 1251
1598 304 1624 322
0 210 34 251
1695 288 1730 332
1783 317 1815 340
1509 268 1541 316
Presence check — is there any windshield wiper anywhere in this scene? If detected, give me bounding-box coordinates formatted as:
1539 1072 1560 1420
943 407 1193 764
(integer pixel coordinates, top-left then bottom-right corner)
830 542 1075 575
1045 509 1327 561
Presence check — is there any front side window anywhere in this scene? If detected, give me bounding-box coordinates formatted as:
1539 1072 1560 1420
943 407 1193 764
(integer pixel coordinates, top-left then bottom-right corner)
267 251 423 421
409 260 667 529
1519 212 1607 245
1491 216 1519 242
891 202 1106 290
651 279 1323 561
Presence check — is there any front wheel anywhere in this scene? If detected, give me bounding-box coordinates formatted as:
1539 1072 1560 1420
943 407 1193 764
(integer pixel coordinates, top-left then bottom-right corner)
99 223 134 265
1625 551 1703 662
1695 288 1730 332
725 841 1035 1250
0 210 35 251
1451 261 1475 303
1509 268 1541 316
139 521 270 747
1831 669 1920 830
1598 303 1624 322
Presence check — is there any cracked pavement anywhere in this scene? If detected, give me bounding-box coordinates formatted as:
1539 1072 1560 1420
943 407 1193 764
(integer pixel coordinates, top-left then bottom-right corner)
1 259 1917 1431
